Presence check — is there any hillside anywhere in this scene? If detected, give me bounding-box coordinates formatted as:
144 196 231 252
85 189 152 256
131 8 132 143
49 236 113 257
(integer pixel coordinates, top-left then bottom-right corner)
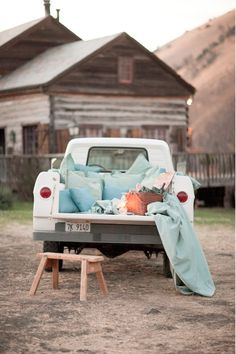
155 10 235 153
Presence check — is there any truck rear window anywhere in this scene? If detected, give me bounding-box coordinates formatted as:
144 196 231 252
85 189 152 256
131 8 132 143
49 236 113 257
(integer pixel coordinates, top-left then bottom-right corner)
87 147 148 171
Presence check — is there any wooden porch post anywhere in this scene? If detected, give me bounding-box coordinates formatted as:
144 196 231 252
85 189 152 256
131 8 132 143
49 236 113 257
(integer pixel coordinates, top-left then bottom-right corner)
49 95 57 153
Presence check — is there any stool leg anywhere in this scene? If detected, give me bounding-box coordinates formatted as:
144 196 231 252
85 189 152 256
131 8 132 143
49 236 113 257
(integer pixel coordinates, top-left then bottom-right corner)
95 263 108 296
52 259 59 289
80 260 88 301
29 256 48 296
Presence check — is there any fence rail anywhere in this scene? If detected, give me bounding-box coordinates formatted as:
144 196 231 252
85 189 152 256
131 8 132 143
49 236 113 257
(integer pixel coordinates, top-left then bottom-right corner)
172 153 235 187
0 153 234 199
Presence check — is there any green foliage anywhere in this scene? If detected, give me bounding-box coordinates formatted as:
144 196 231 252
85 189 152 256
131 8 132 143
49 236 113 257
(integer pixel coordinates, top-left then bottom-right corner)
194 208 235 226
0 186 14 210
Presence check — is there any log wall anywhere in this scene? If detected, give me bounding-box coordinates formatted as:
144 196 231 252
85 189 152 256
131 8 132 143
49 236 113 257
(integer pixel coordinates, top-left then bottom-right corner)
0 93 188 153
0 93 50 153
53 95 187 128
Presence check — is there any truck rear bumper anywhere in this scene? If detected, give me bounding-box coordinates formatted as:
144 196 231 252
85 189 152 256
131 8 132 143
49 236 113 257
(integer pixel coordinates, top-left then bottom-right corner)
33 222 162 246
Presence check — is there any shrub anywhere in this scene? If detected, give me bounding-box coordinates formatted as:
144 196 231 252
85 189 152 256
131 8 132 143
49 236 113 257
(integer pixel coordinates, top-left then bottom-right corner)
0 186 14 210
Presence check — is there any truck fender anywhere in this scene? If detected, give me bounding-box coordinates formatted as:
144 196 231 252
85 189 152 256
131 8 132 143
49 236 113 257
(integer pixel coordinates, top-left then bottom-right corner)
171 174 195 222
33 171 61 217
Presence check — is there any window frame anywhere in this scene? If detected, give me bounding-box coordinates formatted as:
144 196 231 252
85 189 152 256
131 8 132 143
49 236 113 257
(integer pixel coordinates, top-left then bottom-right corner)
118 56 134 84
22 124 38 154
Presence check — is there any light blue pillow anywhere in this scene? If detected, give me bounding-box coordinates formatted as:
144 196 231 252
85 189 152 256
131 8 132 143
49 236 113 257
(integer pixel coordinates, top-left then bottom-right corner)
141 166 167 189
145 166 166 177
64 170 85 187
87 171 104 179
67 171 103 200
126 154 151 174
103 174 144 200
75 164 103 173
59 153 76 183
59 190 79 213
70 187 96 212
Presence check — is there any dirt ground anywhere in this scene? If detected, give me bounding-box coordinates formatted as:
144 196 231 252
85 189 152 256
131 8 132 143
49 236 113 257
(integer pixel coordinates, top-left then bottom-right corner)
0 221 234 354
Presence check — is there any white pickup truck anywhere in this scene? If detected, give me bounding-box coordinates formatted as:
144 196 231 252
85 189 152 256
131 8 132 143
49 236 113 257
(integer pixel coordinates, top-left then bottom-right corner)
33 138 195 276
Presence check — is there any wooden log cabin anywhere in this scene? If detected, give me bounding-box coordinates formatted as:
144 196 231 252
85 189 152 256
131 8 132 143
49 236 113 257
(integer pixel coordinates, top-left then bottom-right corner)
0 9 195 155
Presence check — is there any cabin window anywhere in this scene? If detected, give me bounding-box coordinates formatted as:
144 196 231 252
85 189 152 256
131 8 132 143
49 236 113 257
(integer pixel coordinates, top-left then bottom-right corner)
118 57 134 84
23 125 38 154
142 126 167 140
79 125 103 137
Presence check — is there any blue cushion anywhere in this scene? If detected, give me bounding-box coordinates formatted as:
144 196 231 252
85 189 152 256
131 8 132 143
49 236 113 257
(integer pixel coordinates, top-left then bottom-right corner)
141 166 167 189
87 171 104 178
59 154 102 183
103 173 144 200
70 187 96 212
67 171 103 200
59 153 76 183
145 166 166 177
126 154 151 174
59 190 79 213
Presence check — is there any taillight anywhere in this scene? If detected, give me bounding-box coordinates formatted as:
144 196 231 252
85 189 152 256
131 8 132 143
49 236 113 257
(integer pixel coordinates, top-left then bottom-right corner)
177 191 188 203
40 187 52 199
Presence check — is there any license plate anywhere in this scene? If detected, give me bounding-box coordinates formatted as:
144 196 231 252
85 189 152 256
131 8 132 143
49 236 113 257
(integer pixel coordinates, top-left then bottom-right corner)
65 222 91 232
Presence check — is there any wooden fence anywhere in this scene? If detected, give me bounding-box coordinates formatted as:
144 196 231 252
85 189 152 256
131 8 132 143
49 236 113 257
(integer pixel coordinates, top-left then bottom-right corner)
172 153 235 187
0 153 234 200
0 155 55 199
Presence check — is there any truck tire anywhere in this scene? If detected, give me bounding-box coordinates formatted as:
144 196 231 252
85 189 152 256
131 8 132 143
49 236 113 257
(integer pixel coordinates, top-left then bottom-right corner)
163 252 172 278
43 241 64 271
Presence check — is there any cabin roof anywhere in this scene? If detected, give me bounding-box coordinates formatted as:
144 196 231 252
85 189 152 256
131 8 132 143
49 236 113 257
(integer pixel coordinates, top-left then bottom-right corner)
0 31 195 95
0 33 121 91
0 16 81 76
0 15 80 50
0 18 44 48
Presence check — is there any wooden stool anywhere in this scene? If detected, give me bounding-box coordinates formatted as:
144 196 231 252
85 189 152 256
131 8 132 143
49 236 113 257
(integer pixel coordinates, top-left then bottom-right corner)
29 252 108 301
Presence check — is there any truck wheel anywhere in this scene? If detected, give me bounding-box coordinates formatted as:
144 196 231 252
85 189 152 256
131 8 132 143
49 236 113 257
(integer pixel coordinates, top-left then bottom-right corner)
163 252 172 278
43 241 64 271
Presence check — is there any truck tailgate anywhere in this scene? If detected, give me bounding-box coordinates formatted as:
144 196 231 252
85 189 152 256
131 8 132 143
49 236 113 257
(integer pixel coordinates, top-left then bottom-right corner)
33 213 161 245
52 212 156 225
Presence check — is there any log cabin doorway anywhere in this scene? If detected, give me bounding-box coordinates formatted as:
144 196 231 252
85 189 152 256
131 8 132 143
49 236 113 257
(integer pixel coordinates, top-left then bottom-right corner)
0 128 5 154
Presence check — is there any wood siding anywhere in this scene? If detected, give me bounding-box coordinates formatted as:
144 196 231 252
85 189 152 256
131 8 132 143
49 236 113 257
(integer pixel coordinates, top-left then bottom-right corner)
49 35 192 97
53 94 187 127
53 94 187 152
0 94 50 153
0 93 188 153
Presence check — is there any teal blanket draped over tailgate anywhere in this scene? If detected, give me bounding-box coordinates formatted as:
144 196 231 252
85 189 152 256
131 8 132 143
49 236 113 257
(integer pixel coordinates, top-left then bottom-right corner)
147 193 215 297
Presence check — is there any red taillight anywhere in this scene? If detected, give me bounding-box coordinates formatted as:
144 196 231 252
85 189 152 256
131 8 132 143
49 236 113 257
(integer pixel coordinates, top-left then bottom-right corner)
40 187 52 199
177 191 188 203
